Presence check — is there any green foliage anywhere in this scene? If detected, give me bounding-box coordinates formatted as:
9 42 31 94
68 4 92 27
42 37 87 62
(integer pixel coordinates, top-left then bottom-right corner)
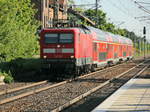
0 58 41 74
123 29 138 41
84 9 107 27
0 71 14 83
0 57 42 82
0 0 40 62
83 9 127 36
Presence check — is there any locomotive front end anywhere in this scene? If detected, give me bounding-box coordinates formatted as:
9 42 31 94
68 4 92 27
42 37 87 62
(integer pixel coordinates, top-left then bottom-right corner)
40 28 76 74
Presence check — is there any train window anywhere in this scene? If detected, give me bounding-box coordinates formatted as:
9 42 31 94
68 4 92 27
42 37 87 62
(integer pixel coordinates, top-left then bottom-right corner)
59 34 73 43
99 52 107 60
114 53 118 58
123 52 126 56
44 34 58 43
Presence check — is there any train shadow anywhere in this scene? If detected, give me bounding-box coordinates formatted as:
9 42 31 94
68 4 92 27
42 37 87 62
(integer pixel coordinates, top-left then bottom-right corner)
0 58 75 83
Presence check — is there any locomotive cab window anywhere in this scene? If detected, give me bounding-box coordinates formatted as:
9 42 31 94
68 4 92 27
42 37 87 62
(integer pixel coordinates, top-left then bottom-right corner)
44 33 73 44
45 34 58 44
59 34 73 43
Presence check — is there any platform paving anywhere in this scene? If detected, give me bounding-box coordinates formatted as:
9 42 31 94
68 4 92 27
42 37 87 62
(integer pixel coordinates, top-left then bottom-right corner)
92 79 150 112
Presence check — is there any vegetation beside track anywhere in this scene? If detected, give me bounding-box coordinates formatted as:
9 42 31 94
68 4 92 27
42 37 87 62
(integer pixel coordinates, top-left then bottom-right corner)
0 71 14 83
0 0 40 62
0 0 40 83
0 58 43 82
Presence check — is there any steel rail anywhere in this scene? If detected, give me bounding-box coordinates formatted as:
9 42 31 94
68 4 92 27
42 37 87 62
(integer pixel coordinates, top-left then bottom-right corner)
51 60 149 112
0 81 67 105
0 80 48 96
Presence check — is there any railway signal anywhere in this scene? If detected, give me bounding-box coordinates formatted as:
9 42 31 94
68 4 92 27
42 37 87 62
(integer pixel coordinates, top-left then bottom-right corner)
143 26 146 59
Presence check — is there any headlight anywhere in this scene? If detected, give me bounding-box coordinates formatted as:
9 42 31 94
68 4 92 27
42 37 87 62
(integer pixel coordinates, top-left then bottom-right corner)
70 56 74 58
43 56 47 58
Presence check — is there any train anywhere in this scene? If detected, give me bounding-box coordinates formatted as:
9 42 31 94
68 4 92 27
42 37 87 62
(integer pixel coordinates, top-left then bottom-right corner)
40 25 133 76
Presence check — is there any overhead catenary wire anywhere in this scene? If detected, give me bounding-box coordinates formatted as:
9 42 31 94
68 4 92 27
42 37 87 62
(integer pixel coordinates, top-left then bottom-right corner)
103 0 140 21
73 0 147 35
118 0 131 15
136 1 150 5
133 1 150 15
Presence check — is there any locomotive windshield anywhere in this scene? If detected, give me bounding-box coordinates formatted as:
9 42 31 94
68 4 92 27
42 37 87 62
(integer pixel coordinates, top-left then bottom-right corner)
45 34 58 44
44 33 73 44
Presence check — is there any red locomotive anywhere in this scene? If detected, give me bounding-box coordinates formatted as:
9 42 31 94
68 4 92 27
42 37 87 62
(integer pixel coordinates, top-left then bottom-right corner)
40 26 133 76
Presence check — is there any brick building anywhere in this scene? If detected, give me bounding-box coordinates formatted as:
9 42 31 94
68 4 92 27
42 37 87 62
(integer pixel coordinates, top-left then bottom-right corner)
31 0 68 28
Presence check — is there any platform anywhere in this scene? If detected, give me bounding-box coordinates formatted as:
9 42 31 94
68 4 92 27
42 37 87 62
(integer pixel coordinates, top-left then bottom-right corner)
92 79 150 112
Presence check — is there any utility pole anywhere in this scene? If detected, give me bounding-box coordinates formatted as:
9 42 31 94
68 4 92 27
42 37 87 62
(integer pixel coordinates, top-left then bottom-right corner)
95 0 98 27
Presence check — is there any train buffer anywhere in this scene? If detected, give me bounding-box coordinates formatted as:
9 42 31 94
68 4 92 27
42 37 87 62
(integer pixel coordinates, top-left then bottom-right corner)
92 78 150 111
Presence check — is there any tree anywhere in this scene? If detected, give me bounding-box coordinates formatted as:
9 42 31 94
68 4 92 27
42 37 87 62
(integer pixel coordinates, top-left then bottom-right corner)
84 9 107 28
0 0 40 61
84 9 126 36
68 0 75 5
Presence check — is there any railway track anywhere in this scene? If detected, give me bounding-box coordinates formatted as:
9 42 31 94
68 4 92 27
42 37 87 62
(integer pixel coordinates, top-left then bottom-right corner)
0 59 147 112
0 60 136 104
0 63 122 103
62 61 150 112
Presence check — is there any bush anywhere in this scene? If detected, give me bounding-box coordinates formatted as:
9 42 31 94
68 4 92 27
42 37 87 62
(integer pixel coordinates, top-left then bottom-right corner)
10 58 42 73
0 58 42 82
0 71 14 83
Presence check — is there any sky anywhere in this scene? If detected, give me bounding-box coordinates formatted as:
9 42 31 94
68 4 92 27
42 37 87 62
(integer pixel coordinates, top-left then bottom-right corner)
74 0 150 40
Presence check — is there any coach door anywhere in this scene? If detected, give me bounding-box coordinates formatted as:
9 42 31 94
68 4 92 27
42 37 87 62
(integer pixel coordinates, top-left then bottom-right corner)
107 44 113 59
93 42 98 62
